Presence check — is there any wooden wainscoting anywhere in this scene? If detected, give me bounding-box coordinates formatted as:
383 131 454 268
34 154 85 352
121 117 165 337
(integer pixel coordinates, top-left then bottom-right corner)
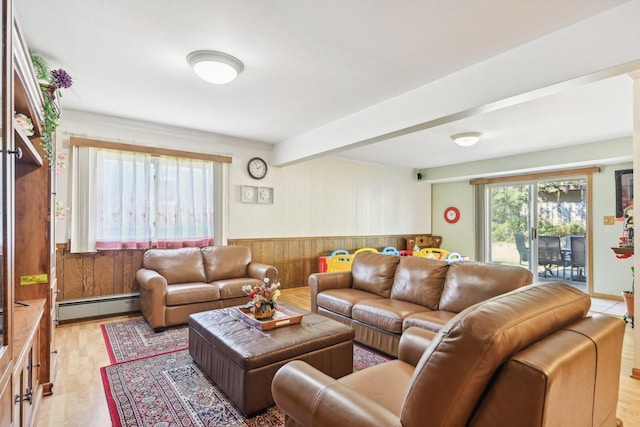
55 244 145 300
55 235 412 302
228 235 408 289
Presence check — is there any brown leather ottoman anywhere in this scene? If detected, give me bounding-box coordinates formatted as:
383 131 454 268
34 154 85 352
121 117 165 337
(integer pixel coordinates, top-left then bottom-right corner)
188 303 355 416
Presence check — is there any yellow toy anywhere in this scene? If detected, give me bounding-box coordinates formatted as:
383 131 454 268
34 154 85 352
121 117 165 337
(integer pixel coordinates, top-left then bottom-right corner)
413 247 450 260
325 247 379 272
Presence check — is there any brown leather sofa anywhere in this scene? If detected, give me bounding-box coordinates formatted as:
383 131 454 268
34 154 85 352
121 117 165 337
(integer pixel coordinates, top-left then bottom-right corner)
136 245 277 331
273 282 626 427
309 252 533 356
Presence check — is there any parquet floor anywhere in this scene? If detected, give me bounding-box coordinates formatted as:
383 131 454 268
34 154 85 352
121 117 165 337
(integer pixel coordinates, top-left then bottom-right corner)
36 287 640 427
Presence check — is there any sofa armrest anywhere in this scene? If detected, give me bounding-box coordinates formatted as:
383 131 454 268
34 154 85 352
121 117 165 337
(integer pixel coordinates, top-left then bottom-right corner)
308 272 353 312
272 360 401 427
398 326 437 366
136 268 169 329
247 262 278 283
137 268 168 293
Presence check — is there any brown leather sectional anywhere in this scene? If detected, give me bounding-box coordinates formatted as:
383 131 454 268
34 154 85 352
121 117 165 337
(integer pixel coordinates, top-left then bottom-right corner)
136 245 277 331
309 252 533 356
273 282 626 427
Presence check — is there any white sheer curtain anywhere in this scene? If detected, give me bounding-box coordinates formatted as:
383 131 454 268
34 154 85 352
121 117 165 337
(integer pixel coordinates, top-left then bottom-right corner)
70 146 98 253
70 145 217 252
155 156 214 248
95 150 153 250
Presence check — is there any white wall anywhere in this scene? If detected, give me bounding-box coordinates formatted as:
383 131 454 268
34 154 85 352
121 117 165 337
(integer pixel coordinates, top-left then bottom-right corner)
230 157 431 238
54 111 431 243
432 181 476 259
592 162 634 296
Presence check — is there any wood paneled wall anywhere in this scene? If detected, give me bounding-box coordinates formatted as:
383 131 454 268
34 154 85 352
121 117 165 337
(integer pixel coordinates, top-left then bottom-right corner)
56 245 144 300
228 236 408 289
55 235 413 301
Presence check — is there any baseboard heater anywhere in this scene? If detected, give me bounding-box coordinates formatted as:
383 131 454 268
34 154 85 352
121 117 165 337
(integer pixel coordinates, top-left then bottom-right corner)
57 293 141 321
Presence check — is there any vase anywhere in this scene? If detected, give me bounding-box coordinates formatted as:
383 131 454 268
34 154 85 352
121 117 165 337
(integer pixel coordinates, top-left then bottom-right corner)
253 304 274 320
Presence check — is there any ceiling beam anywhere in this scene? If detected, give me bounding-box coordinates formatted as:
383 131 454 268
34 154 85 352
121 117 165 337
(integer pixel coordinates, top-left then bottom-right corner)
272 1 640 168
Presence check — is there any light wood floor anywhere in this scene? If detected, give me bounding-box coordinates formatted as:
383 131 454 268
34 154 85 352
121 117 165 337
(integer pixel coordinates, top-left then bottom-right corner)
37 287 640 427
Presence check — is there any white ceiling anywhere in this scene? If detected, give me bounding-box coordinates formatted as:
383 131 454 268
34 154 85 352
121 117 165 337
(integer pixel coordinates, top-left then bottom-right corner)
14 0 638 171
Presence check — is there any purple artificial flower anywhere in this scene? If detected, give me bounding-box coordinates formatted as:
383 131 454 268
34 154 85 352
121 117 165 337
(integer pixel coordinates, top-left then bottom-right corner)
51 69 73 89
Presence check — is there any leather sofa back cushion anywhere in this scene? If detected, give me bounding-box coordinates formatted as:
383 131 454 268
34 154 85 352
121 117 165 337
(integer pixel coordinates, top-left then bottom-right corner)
143 247 206 285
202 245 251 282
351 252 400 298
390 257 448 309
402 283 590 426
438 262 533 313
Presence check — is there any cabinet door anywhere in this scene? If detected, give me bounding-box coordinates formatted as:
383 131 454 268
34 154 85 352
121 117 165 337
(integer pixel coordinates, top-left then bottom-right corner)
0 376 12 426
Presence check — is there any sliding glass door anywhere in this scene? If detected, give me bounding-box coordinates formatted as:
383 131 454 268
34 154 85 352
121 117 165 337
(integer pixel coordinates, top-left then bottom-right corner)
487 183 534 269
485 177 588 291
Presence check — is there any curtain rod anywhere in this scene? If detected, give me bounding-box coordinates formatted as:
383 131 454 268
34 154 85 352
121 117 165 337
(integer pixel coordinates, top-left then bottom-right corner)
66 133 232 163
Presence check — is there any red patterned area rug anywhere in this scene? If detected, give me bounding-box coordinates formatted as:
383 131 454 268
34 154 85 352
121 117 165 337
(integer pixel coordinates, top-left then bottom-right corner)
101 317 189 363
101 317 390 426
101 349 283 426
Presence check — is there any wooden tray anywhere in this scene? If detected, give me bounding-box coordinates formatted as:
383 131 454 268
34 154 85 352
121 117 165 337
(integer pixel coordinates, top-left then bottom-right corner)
236 305 304 331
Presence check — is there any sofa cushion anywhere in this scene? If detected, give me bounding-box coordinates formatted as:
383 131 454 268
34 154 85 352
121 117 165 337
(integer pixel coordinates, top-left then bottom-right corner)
166 282 220 306
390 257 448 310
317 289 382 317
143 247 206 285
338 360 414 416
351 252 400 298
438 261 533 313
403 310 457 333
202 245 251 282
353 299 429 334
214 277 264 299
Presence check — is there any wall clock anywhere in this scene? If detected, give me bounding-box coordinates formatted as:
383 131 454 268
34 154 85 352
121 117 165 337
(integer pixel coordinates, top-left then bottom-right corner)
247 157 268 179
444 206 460 224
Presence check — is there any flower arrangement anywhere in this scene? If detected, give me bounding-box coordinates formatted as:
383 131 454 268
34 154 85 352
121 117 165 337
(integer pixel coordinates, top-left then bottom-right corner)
51 68 73 89
242 278 281 317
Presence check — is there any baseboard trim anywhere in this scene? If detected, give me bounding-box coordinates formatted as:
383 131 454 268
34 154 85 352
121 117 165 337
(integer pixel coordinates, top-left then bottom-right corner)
57 293 140 321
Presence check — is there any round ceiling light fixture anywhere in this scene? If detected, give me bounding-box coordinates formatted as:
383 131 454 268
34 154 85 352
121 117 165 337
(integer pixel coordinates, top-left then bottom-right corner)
451 131 482 147
186 50 244 85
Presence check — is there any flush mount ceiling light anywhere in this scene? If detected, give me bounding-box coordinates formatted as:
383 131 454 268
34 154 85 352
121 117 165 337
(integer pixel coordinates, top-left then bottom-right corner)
186 50 244 85
451 132 482 147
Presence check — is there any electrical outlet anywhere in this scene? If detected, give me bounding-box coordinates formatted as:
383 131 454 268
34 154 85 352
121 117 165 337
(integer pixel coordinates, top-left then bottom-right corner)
603 216 615 225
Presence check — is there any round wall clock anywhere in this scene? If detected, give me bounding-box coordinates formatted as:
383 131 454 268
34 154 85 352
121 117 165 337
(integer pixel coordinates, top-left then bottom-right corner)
444 206 461 224
247 157 268 179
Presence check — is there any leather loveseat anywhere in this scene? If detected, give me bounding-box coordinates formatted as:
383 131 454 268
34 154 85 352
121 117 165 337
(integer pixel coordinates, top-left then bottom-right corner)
310 252 532 356
273 282 626 427
136 245 277 331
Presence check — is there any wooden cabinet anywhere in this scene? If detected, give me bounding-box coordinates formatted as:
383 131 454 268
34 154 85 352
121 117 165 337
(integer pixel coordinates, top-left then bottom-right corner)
12 300 44 427
12 12 57 398
0 0 58 424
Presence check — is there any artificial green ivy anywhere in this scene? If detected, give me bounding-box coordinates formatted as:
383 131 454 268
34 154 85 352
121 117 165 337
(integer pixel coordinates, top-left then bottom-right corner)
29 50 58 164
40 92 58 163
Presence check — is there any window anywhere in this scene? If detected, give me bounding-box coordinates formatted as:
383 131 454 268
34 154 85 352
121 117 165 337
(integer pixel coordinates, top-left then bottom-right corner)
70 137 229 253
95 150 214 249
